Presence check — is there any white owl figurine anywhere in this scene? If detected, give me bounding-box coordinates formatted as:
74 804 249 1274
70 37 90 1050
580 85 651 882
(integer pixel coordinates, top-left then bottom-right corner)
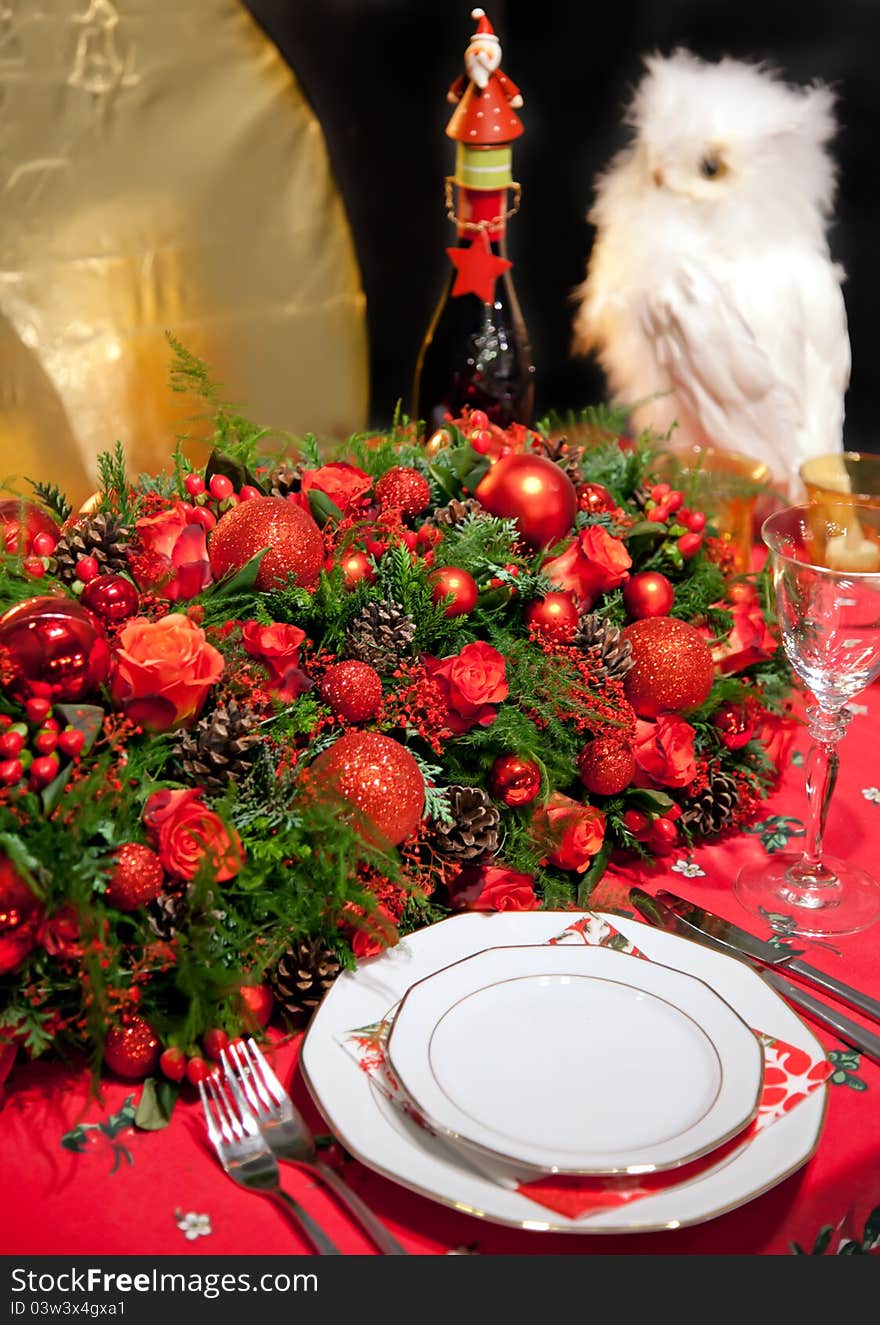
572 50 851 492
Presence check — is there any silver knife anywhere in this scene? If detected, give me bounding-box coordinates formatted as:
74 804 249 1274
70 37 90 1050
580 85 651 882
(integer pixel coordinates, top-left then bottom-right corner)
630 889 880 1065
652 889 880 1026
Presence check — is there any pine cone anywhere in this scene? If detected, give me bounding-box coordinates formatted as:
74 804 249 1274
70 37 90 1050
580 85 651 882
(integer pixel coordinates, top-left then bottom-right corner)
52 514 132 585
573 613 634 681
271 937 341 1027
538 433 585 483
429 785 500 863
146 883 189 940
174 700 262 798
432 497 488 528
265 461 305 499
681 770 739 837
344 600 416 672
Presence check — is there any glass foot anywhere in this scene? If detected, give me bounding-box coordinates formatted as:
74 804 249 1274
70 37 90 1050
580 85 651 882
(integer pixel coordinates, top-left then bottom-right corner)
735 852 880 938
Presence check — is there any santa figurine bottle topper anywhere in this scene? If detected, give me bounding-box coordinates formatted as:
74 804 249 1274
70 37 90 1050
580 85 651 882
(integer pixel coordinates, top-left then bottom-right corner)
412 8 534 431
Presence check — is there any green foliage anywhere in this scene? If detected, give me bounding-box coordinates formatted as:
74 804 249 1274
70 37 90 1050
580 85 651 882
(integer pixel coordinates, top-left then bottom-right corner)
97 441 139 525
167 333 284 469
25 478 73 525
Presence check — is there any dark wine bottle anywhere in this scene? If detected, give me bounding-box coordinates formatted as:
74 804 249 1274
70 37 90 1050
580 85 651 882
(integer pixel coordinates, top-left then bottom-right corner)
412 8 535 432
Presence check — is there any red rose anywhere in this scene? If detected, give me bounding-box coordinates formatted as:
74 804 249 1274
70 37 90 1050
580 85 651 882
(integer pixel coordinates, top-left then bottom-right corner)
144 788 243 882
429 641 508 734
40 905 83 961
759 705 799 776
633 715 698 788
345 902 398 960
458 865 539 912
543 526 631 608
710 590 778 674
134 505 212 601
0 856 44 976
241 621 312 701
300 463 373 516
111 613 224 731
531 793 606 873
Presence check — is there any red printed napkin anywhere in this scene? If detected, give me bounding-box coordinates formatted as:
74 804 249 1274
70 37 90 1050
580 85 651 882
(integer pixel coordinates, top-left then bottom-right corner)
339 913 831 1220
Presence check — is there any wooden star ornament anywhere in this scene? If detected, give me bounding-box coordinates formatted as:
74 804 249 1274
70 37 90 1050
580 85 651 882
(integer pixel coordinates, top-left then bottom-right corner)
446 229 512 302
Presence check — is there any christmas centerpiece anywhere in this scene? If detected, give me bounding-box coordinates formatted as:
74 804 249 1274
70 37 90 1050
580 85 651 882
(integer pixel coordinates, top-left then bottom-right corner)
0 340 792 1093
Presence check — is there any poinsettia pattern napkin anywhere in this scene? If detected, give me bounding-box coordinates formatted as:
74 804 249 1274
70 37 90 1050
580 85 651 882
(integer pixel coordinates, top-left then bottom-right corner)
338 912 831 1219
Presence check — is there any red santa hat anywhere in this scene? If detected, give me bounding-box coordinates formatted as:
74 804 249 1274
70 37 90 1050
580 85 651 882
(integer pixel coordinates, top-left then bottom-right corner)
469 9 500 45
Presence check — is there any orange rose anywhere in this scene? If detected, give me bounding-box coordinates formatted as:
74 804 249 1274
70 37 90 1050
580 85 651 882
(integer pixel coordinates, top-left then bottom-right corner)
633 715 698 788
144 788 242 882
543 526 631 608
111 613 224 731
531 793 606 873
430 641 508 734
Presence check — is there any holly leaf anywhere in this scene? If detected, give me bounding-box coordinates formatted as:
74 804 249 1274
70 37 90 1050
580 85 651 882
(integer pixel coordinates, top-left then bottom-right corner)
134 1077 179 1131
54 704 104 754
60 1124 90 1153
305 488 344 527
210 548 268 596
623 521 668 541
626 788 674 815
576 839 613 907
205 448 264 494
40 761 73 815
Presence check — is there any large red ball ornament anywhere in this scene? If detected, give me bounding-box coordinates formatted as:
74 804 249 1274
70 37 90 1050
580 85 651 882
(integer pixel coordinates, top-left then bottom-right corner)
103 1016 161 1080
429 566 478 617
577 737 636 796
488 754 542 807
0 499 60 556
524 592 579 642
209 497 323 591
81 574 140 625
320 661 383 722
622 571 675 620
311 732 424 847
622 617 714 718
0 596 110 701
474 454 577 548
375 467 431 516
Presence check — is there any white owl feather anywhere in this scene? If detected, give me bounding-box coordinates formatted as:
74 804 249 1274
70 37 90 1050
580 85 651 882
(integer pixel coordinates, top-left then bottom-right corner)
572 50 850 490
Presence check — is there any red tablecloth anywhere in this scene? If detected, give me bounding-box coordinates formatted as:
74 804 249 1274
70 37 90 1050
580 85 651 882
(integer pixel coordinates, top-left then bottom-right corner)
2 688 879 1257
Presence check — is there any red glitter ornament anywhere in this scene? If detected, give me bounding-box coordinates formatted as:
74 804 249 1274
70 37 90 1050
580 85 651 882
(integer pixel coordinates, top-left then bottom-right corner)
311 731 425 846
104 1016 161 1080
488 754 542 807
81 574 140 625
0 499 61 557
622 617 714 718
320 660 383 722
429 566 478 617
622 571 675 620
713 702 756 750
577 482 617 515
524 592 579 642
474 454 577 548
375 466 431 516
208 497 323 591
105 843 165 912
0 596 110 702
577 737 636 796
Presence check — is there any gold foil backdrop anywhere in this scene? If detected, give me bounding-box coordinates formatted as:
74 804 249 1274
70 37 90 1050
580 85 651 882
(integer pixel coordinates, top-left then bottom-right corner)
0 0 368 506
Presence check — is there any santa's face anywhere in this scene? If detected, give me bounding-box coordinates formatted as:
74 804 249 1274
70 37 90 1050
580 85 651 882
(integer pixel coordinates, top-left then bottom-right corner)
465 39 501 89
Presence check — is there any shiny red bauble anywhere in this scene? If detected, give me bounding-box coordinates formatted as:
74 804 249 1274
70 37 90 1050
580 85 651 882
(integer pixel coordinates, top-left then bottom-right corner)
209 496 323 591
0 499 60 557
81 574 140 625
474 454 577 548
577 737 636 796
320 660 383 722
375 466 431 516
340 550 376 589
622 571 675 620
713 702 756 750
0 854 44 976
429 565 478 617
577 482 617 516
103 1016 161 1080
104 843 165 912
488 754 542 807
0 596 110 701
622 616 714 718
311 731 424 847
524 592 579 642
239 984 274 1029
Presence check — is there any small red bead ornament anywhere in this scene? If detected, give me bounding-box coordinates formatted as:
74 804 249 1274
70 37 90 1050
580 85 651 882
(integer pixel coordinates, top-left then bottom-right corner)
524 592 579 642
311 731 425 847
105 843 165 912
340 550 375 589
475 454 577 548
429 566 478 617
209 497 323 591
375 467 431 516
622 571 675 620
488 754 542 807
81 574 140 624
713 702 755 750
320 661 383 722
577 737 636 796
104 1017 161 1080
0 596 110 702
622 616 714 718
239 984 274 1029
577 482 617 515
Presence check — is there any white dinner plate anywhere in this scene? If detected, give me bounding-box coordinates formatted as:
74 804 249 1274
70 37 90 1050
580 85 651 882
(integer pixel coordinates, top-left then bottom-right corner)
385 944 763 1175
301 912 827 1233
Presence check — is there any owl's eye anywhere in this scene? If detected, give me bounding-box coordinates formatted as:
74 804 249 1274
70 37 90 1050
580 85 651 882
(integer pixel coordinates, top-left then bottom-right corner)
699 154 727 180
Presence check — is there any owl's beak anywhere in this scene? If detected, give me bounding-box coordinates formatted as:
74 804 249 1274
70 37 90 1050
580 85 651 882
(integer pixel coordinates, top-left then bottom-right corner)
652 167 665 188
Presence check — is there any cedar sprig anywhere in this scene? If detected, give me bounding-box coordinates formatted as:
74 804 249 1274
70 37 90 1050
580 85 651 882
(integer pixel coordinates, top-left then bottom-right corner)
25 478 72 525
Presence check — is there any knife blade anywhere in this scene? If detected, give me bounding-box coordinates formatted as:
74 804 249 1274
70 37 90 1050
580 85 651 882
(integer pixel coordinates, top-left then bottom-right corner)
652 889 880 1026
630 889 880 1065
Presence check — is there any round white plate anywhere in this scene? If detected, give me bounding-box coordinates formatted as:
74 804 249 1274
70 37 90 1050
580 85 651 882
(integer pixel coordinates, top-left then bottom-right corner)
385 944 763 1175
301 912 827 1233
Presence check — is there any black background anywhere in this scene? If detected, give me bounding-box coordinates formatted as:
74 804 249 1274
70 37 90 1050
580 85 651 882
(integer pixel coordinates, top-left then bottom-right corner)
244 1 879 449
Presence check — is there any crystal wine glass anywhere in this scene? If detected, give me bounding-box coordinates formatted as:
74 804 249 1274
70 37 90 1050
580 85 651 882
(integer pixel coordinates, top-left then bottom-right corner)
735 502 880 937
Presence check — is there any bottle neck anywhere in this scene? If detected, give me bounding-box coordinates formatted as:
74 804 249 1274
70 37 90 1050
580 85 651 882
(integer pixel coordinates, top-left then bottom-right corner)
455 186 508 244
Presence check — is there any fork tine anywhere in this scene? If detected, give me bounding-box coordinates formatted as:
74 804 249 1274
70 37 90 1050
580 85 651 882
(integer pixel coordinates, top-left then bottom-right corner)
244 1037 287 1106
198 1079 223 1156
221 1062 264 1140
207 1073 242 1143
221 1044 262 1115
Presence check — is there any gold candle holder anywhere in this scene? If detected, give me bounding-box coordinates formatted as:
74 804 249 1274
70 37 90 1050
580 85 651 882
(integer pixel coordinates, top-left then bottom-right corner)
799 453 880 573
653 444 772 572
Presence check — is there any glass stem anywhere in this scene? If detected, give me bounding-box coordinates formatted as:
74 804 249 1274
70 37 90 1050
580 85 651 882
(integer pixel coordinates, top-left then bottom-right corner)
790 704 849 890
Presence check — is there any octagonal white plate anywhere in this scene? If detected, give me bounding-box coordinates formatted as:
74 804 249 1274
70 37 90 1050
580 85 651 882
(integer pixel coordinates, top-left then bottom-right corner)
385 944 763 1175
300 912 827 1233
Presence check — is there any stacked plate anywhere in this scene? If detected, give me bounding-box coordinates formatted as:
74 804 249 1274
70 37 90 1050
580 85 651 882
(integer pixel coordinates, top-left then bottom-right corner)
301 911 828 1233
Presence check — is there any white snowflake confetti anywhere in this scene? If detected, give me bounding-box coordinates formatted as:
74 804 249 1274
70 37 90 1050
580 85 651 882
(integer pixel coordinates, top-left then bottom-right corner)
847 702 869 717
670 858 706 878
861 787 880 804
175 1210 212 1240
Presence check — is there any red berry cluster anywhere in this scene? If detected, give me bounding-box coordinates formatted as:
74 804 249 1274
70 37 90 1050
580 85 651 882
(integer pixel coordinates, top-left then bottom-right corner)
623 802 683 855
22 529 59 581
0 700 85 790
178 471 262 535
643 483 707 562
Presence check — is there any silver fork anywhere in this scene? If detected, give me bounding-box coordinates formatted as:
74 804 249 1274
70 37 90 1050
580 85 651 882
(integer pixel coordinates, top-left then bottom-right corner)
221 1038 408 1255
198 1074 341 1255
